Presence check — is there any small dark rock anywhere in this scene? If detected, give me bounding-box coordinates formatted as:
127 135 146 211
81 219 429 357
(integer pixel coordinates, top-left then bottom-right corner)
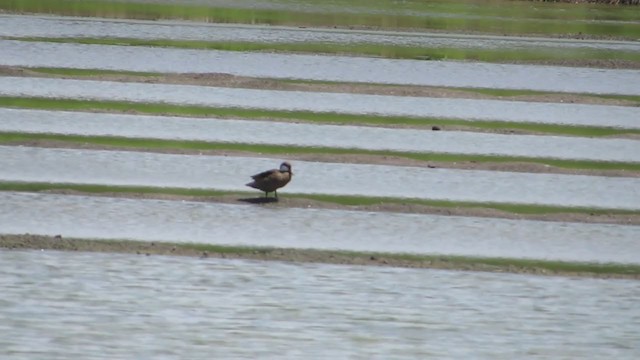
427 165 437 169
54 235 62 239
370 256 377 261
431 126 441 131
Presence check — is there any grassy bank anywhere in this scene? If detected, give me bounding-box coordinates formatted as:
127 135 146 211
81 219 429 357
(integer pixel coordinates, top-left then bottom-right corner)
2 234 639 279
2 181 639 217
8 36 640 66
1 0 639 38
2 96 638 138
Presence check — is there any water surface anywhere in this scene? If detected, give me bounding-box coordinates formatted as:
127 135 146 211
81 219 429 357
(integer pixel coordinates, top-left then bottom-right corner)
2 146 639 209
1 192 640 263
2 109 638 162
1 250 638 359
1 40 638 95
2 76 639 128
3 15 639 51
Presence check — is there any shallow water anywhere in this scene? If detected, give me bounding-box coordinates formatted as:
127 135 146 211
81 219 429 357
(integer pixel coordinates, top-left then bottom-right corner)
1 250 639 359
2 146 640 210
1 40 639 95
2 76 639 128
2 109 638 162
3 15 639 51
2 192 640 263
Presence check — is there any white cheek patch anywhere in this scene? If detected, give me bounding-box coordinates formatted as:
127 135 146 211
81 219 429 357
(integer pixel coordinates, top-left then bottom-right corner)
280 164 290 172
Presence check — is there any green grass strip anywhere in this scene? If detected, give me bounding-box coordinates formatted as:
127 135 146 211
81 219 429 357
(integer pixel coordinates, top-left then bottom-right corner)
1 96 638 138
25 66 160 78
1 181 639 217
1 0 639 38
8 36 640 65
2 132 639 172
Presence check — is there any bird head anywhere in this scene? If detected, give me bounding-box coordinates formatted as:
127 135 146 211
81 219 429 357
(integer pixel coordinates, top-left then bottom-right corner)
280 162 292 174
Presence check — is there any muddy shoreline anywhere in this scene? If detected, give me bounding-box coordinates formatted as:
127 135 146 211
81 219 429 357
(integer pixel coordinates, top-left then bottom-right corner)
2 234 638 279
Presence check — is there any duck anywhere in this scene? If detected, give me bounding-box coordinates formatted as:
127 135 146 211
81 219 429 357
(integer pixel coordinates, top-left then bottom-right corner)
246 162 293 199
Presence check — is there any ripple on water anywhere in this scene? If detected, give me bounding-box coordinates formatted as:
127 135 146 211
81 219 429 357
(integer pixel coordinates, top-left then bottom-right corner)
2 15 639 51
0 250 639 359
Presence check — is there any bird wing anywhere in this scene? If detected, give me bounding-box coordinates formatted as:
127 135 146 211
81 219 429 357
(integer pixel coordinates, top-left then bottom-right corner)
251 169 277 180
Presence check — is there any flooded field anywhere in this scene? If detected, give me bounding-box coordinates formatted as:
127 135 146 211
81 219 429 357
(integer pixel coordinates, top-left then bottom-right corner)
2 109 639 162
3 76 640 127
2 0 640 357
2 40 640 94
2 250 639 359
3 146 640 209
1 5 640 358
3 192 640 263
4 15 639 52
